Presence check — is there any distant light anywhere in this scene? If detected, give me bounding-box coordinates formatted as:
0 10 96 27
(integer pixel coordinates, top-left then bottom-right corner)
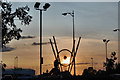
34 2 40 9
61 57 70 64
43 3 50 10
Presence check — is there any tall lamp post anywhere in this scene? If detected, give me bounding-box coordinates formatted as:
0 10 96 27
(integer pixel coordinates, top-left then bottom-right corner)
113 28 120 63
103 39 110 70
34 2 50 75
91 57 93 68
62 10 76 75
14 56 18 69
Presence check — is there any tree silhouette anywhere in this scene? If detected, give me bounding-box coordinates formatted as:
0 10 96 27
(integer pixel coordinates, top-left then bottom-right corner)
0 61 7 71
1 2 32 47
2 63 7 71
104 52 117 73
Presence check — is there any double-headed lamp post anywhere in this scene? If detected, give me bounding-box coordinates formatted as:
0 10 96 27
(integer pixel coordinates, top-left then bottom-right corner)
103 39 110 70
34 2 50 75
62 10 76 75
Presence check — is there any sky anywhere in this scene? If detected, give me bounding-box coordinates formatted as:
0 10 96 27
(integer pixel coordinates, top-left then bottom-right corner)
3 0 120 2
12 2 118 40
2 2 119 75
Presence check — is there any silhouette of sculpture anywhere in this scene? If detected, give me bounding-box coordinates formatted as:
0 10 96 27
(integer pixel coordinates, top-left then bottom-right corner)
46 69 49 73
54 59 59 68
50 59 60 75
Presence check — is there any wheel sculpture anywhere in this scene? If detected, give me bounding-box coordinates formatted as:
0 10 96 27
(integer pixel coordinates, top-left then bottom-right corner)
49 36 81 73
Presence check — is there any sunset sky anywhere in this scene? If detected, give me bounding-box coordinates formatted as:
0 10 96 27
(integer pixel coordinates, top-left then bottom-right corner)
2 2 118 75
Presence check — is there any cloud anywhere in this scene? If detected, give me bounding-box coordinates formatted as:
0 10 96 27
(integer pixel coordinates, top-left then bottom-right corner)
42 62 97 66
76 62 98 65
32 42 54 45
20 36 35 39
1 46 15 52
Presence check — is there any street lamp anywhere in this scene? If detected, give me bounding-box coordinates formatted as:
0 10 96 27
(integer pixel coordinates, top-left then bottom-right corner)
113 28 120 63
103 39 110 70
91 57 93 68
34 2 50 75
62 10 76 75
62 10 74 43
113 28 120 32
14 56 18 69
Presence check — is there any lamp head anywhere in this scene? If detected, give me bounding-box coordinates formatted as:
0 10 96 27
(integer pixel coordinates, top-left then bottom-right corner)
113 29 120 32
15 56 18 59
107 40 110 43
113 29 118 32
34 2 40 9
62 13 67 16
103 39 106 42
43 3 50 10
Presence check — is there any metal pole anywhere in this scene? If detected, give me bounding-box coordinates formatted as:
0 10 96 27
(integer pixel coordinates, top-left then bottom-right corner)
14 56 18 69
72 10 75 52
91 58 93 68
16 56 18 68
53 36 59 57
49 39 57 59
40 10 42 75
106 42 107 68
68 40 75 71
70 37 81 73
92 59 93 68
72 10 76 76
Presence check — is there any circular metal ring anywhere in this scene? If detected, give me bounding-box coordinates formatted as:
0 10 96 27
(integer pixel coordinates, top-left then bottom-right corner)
58 49 73 66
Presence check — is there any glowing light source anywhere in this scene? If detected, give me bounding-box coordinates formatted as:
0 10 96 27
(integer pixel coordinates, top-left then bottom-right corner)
64 56 67 60
61 56 70 64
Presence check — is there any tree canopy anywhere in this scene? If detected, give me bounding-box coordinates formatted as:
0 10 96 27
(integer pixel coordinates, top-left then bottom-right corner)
104 51 117 74
1 2 32 47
